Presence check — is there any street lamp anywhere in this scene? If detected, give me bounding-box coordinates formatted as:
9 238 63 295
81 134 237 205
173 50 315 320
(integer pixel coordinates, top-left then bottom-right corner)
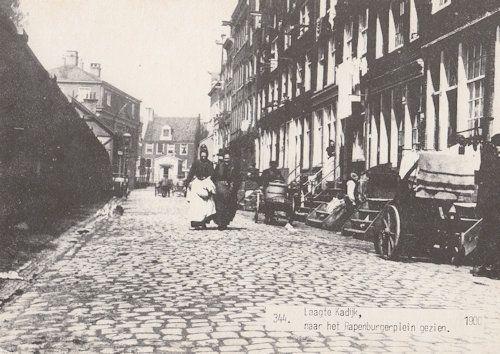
122 132 131 177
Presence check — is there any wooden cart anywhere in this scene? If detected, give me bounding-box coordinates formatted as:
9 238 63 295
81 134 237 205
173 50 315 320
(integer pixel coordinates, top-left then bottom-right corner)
368 151 482 264
254 180 297 225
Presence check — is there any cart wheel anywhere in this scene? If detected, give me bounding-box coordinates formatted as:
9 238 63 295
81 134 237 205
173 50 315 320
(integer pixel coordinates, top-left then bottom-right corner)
377 205 401 260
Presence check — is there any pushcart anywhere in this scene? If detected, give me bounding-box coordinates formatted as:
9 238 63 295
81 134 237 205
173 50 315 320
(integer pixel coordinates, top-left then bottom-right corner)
254 180 298 225
367 150 482 264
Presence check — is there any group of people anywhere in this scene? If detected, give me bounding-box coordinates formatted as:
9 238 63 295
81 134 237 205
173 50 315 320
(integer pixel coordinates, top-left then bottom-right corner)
158 177 173 197
184 145 240 231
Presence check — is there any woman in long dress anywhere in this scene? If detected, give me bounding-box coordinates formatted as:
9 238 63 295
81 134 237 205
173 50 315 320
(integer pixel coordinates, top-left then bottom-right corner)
185 145 216 229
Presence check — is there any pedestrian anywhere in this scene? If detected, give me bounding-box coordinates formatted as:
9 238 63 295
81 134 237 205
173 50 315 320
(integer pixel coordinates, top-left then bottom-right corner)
345 172 360 212
260 160 284 188
166 178 173 197
212 150 240 230
259 161 286 224
160 176 168 197
472 134 500 278
185 145 216 229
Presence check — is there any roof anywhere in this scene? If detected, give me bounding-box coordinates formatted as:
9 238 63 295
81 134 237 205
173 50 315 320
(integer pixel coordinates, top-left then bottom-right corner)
71 98 115 136
144 116 199 142
48 65 141 103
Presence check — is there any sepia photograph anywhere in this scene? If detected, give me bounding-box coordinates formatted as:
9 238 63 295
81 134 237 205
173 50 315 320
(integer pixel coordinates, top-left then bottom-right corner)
0 0 499 352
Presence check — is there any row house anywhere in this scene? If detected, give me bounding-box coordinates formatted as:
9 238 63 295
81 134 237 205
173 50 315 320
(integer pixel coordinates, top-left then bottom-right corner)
142 116 199 184
255 0 352 181
209 39 234 160
50 51 141 187
364 0 500 170
226 0 260 169
220 0 500 185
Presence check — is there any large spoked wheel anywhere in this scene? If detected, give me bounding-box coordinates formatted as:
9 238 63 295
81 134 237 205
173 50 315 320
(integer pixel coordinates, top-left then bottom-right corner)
374 204 401 260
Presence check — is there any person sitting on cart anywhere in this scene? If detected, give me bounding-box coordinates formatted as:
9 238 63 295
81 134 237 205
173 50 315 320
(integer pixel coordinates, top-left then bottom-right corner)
473 133 500 278
260 161 286 224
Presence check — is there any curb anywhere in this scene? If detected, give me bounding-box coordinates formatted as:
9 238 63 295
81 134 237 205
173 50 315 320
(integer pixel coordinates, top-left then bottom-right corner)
0 196 123 308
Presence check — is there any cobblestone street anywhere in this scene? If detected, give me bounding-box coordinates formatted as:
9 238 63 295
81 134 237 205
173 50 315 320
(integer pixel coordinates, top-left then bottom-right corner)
0 188 499 353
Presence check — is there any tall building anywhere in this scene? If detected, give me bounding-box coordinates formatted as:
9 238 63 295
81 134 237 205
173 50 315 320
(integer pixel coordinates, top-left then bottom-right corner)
49 51 141 187
214 0 500 185
226 0 259 168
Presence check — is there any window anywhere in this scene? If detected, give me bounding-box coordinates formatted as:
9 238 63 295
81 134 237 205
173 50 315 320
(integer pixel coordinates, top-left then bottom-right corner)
375 14 384 58
180 144 188 155
156 142 164 154
167 144 175 155
106 92 111 106
466 42 486 132
389 0 405 52
78 87 92 101
161 125 172 140
344 20 353 60
432 0 451 14
329 36 336 85
318 45 327 89
409 0 419 41
445 47 458 88
146 143 154 154
131 104 136 117
182 159 189 171
299 5 310 36
305 53 312 91
297 59 305 95
358 9 368 57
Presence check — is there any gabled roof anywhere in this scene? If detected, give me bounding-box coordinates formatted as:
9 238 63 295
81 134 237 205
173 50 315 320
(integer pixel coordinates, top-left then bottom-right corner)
71 98 115 136
144 116 199 142
48 65 102 83
48 65 141 103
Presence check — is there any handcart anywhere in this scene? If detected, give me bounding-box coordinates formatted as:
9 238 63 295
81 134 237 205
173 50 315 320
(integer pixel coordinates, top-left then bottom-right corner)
254 180 298 225
368 150 482 264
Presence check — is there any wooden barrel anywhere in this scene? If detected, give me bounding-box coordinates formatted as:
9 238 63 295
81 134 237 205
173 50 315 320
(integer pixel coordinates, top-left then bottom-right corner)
265 181 287 201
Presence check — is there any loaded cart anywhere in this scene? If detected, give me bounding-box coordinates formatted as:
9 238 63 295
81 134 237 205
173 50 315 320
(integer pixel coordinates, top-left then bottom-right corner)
367 150 482 264
254 180 298 225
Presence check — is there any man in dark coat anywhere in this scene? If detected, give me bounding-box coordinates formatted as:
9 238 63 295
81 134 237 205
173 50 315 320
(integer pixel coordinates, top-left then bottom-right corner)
473 134 500 277
260 160 284 187
259 161 286 224
212 151 240 230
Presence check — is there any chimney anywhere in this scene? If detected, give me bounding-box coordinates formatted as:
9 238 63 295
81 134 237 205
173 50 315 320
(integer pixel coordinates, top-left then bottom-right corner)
90 63 101 77
63 50 79 67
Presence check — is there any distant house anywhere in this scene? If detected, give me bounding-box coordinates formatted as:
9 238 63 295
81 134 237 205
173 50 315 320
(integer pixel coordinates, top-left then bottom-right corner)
71 98 114 162
49 51 141 187
142 116 200 183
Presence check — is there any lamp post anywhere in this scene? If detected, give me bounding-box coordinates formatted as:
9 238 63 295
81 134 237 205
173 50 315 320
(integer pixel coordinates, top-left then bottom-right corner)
122 132 131 177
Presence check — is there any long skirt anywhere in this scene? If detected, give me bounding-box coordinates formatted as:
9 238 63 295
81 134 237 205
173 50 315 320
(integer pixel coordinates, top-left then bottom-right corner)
214 181 237 226
187 177 216 223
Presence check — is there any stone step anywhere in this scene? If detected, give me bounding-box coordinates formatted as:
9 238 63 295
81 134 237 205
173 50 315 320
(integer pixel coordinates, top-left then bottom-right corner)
305 218 324 228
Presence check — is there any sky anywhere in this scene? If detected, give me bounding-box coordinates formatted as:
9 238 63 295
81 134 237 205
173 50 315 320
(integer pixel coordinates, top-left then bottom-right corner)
19 0 237 123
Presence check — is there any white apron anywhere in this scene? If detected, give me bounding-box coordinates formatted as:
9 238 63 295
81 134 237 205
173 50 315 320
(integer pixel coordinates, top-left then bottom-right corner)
187 177 216 222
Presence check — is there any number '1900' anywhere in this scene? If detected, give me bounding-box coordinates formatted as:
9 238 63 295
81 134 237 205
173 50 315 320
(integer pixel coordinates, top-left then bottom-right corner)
464 315 482 326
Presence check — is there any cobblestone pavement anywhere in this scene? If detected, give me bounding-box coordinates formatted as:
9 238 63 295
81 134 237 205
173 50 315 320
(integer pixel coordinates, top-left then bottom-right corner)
0 188 499 353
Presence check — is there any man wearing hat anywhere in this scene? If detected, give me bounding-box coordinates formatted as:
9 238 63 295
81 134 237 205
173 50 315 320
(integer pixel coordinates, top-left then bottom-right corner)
473 133 500 277
345 172 361 213
212 150 241 230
